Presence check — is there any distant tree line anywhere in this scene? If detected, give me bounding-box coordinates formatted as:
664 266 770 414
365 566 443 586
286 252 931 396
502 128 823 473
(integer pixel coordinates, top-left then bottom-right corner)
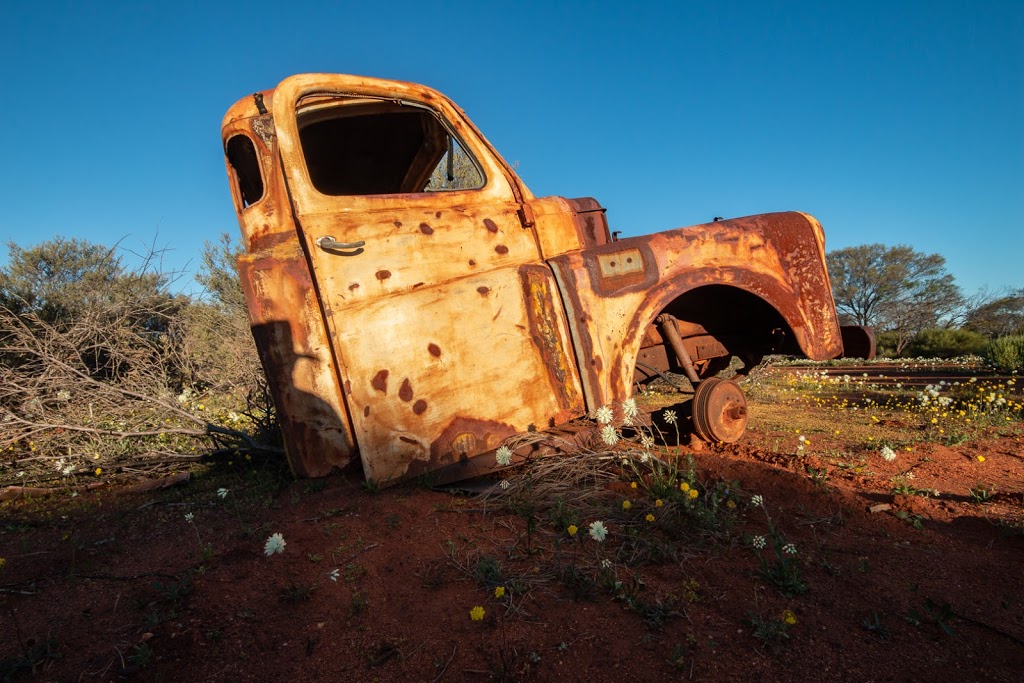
827 243 1024 366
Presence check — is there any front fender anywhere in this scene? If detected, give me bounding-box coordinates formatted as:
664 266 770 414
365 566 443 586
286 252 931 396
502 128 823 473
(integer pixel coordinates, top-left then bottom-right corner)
548 212 843 409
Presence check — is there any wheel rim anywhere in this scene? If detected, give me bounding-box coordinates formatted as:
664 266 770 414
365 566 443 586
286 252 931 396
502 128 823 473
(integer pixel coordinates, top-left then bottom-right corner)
692 378 748 443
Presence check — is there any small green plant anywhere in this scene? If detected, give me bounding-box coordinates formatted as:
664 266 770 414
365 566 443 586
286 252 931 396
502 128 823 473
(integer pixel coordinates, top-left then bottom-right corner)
969 483 995 504
894 510 925 530
556 563 597 601
861 612 889 640
152 575 193 602
666 642 691 672
907 598 955 636
472 556 505 587
746 609 796 649
806 465 829 486
280 582 315 603
749 500 807 596
127 642 153 669
351 589 369 615
303 479 327 494
0 638 61 679
548 497 578 533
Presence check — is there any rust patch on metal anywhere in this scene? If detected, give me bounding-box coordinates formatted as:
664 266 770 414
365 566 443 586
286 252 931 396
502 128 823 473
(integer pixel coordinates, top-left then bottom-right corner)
375 270 392 280
399 378 414 402
495 245 509 255
363 406 370 417
399 436 418 445
477 286 490 296
371 370 389 393
349 283 359 291
419 223 434 235
519 265 584 412
413 400 427 415
393 221 402 227
469 259 476 266
484 218 499 233
435 211 442 218
428 343 441 357
429 417 516 464
584 240 658 296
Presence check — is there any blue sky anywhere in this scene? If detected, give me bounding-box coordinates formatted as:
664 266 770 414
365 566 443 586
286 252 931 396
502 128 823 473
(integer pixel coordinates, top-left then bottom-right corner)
1 0 1021 295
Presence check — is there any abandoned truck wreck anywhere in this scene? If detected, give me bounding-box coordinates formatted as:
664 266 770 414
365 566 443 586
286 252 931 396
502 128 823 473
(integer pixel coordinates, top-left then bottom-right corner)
221 73 870 485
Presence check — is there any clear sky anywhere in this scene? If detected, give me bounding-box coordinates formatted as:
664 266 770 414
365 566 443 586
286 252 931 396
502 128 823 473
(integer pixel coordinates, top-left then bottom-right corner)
1 0 1021 295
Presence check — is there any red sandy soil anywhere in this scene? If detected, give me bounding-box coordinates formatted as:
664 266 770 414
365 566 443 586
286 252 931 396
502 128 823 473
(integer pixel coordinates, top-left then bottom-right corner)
2 373 1023 682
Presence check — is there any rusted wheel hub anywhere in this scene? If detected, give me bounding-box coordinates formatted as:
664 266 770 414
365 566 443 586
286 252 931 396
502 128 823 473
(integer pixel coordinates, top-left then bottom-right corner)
691 377 748 443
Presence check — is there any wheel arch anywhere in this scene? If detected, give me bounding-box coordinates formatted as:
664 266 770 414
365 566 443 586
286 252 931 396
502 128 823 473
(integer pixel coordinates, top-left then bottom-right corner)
610 267 833 399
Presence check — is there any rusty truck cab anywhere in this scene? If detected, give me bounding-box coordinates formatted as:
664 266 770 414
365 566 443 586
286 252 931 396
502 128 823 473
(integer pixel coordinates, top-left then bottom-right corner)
223 74 856 484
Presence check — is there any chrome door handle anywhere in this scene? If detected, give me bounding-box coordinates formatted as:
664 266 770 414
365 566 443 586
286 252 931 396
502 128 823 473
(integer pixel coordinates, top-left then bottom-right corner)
316 236 366 252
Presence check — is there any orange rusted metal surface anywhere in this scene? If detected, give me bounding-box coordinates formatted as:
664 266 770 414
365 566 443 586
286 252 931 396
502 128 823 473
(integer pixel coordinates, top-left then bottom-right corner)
221 73 854 484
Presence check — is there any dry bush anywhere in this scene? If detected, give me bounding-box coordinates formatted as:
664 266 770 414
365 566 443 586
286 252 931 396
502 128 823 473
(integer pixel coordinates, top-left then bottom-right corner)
0 237 280 487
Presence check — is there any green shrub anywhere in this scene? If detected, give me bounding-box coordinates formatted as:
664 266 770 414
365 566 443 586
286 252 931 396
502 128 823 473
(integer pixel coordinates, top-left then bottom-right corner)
985 335 1024 373
876 331 901 358
903 328 988 359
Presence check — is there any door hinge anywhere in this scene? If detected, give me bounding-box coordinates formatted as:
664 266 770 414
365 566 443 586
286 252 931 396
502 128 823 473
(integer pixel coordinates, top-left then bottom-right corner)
518 202 536 228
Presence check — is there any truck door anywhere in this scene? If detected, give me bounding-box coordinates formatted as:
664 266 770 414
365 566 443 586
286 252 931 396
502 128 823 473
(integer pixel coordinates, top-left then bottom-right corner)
270 75 585 484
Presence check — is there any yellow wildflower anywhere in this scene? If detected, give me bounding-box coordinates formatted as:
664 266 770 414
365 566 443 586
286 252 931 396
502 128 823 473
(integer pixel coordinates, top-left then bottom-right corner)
645 514 655 523
680 482 690 493
977 455 985 462
567 524 578 536
654 499 663 508
726 500 736 509
470 606 485 621
0 557 5 570
622 500 632 510
494 586 506 599
688 489 699 500
630 482 637 489
94 468 102 476
782 609 797 625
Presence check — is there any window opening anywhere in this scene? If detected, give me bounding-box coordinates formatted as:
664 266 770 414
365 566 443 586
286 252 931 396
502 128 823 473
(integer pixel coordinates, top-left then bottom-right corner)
225 135 265 208
296 98 484 196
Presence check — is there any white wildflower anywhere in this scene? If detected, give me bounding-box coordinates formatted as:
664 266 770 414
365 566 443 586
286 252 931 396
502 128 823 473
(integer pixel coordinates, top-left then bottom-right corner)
663 410 678 425
56 389 72 401
594 405 614 425
600 559 612 569
217 488 229 499
783 543 797 555
640 434 655 450
622 398 639 421
495 445 513 467
327 568 339 582
751 494 764 507
752 535 767 550
600 424 620 446
499 479 511 490
184 512 195 523
588 521 608 542
264 532 286 556
880 446 896 462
